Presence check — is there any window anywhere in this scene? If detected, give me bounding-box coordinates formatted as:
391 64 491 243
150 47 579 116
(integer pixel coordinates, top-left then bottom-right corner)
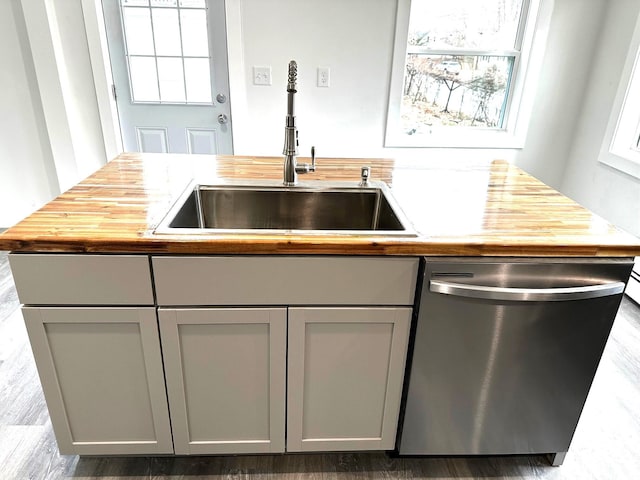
120 0 213 104
606 31 640 179
385 0 546 148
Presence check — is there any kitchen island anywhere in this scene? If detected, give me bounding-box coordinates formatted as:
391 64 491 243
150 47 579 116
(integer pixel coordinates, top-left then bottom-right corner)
0 153 638 256
0 154 639 462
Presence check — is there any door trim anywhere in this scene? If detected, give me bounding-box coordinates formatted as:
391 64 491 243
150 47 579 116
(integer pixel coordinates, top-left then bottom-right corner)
224 0 247 156
81 0 123 159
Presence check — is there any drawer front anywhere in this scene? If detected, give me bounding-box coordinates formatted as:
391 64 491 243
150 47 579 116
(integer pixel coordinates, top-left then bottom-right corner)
9 254 154 305
152 256 419 306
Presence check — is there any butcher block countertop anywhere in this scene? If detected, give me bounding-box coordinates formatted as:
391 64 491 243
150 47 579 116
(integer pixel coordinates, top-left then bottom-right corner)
1 153 639 256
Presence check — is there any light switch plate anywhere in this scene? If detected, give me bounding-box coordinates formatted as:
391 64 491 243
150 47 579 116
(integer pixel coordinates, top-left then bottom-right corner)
253 66 272 86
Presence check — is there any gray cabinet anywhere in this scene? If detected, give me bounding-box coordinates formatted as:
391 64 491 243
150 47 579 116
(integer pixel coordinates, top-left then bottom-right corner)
10 253 171 455
158 306 411 454
152 256 418 454
22 307 173 455
158 308 287 454
11 254 418 456
287 307 411 452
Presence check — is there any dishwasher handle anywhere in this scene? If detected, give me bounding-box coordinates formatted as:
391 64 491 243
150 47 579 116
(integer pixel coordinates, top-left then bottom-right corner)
429 279 626 302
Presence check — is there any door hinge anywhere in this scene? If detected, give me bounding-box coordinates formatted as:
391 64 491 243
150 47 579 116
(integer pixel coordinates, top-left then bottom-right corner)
111 84 117 101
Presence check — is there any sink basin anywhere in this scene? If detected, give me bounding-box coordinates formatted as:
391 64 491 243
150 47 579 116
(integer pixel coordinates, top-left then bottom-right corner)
154 182 415 235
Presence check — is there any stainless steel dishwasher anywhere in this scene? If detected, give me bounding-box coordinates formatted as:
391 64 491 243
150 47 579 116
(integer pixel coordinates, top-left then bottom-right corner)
398 258 634 464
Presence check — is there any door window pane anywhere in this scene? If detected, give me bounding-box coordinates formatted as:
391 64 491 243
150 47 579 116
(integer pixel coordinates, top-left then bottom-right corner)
122 7 154 55
152 8 182 56
179 0 205 7
180 9 209 56
150 0 177 6
121 0 212 104
158 57 186 102
185 58 212 102
129 56 160 102
121 0 149 6
408 0 524 50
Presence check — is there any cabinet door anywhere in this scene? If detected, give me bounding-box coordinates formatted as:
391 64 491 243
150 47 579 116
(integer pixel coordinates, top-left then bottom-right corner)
22 307 173 455
287 307 411 452
159 308 286 454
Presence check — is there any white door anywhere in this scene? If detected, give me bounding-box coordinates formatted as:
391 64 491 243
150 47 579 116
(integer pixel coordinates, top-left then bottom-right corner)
102 0 232 154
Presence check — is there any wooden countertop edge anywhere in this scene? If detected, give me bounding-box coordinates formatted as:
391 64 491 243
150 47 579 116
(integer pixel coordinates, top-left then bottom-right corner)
1 235 638 257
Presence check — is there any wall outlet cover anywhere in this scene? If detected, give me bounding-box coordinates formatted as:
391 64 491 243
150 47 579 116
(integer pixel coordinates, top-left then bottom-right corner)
253 66 272 86
317 67 330 87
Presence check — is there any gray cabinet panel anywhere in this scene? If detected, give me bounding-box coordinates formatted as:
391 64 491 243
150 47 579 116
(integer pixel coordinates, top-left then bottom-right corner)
9 254 154 305
22 307 173 455
159 308 286 454
152 256 418 306
13 253 419 456
287 307 411 452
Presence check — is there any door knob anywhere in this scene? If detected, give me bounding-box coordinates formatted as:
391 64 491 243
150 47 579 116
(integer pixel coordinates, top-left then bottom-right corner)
217 114 228 124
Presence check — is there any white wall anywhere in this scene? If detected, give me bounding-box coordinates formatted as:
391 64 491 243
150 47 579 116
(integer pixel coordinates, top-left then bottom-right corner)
230 0 399 160
228 0 606 189
0 0 58 227
0 0 107 229
561 0 640 238
50 0 108 179
516 0 606 186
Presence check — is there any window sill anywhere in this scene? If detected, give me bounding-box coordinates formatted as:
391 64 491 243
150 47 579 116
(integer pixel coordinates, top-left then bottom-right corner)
384 128 525 149
601 150 640 179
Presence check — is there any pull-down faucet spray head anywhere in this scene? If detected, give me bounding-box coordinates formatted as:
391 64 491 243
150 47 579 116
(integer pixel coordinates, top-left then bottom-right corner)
287 60 297 93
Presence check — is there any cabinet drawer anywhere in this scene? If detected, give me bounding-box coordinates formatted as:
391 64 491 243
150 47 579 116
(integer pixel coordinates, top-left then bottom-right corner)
9 254 154 305
152 256 419 306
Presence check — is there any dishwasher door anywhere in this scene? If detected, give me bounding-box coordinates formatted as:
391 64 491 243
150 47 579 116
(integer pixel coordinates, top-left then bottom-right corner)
398 258 634 456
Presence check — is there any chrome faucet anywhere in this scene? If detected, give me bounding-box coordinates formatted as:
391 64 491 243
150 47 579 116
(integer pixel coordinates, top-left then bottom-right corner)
283 60 316 186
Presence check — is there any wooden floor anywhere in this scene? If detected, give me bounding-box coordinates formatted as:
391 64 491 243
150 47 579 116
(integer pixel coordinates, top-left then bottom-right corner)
0 251 639 479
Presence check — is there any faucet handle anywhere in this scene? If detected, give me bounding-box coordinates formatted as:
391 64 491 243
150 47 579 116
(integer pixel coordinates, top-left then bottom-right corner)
294 146 317 174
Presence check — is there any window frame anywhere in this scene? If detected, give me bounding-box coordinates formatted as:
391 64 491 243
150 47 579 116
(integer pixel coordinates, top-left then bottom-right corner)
605 15 640 180
385 0 547 149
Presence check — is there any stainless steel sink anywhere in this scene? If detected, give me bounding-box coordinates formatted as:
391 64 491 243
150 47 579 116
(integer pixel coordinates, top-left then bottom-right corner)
154 181 415 235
